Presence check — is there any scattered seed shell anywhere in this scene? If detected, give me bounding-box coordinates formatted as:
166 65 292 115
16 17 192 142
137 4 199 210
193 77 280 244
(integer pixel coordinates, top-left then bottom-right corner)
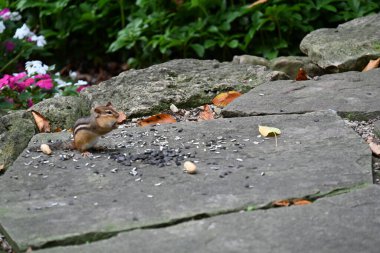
183 161 197 174
40 144 52 155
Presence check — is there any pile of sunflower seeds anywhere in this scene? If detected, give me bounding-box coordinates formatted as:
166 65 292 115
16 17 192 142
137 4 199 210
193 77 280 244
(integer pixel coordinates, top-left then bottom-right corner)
110 147 188 168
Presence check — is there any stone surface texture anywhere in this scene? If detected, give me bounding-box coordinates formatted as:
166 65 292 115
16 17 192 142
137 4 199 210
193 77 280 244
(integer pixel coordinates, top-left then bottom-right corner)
269 56 324 79
0 110 35 170
34 185 380 253
222 69 380 119
0 111 372 252
300 13 380 72
81 59 287 116
30 96 91 131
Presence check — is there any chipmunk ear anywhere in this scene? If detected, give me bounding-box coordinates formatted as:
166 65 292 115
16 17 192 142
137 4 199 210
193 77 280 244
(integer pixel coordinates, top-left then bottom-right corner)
106 102 113 107
93 107 101 118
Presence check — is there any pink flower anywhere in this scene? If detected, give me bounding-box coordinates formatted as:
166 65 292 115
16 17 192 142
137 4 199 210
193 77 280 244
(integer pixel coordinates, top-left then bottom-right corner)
76 85 89 92
0 8 10 20
0 74 12 88
17 77 34 91
34 74 51 80
27 99 34 108
36 78 53 90
13 72 27 81
4 41 15 52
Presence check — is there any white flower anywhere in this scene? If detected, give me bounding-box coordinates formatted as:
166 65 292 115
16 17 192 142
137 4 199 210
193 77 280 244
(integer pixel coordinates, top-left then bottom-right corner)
55 78 72 88
0 21 5 33
14 24 33 39
10 12 21 21
75 80 88 86
25 61 49 76
69 71 77 80
31 35 47 47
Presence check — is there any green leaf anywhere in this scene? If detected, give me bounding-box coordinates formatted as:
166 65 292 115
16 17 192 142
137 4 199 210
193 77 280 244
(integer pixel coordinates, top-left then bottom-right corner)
204 39 217 49
321 5 337 12
190 43 205 57
227 39 239 48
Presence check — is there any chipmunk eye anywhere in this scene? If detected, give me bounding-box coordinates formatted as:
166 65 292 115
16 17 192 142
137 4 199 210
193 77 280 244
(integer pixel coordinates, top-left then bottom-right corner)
105 110 113 115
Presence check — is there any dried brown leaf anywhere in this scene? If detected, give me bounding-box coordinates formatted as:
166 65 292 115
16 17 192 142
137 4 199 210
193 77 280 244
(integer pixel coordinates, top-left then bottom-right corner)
31 110 51 133
212 91 242 107
272 199 290 207
369 141 380 156
362 58 380 72
295 68 308 81
199 104 214 121
292 198 312 206
117 111 128 124
138 113 177 127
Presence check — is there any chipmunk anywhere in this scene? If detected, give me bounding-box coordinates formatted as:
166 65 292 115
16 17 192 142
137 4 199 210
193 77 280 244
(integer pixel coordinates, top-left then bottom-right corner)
73 102 120 156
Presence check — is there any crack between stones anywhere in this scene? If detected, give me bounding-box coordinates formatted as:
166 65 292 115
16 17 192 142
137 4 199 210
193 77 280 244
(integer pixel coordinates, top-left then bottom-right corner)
26 182 369 252
222 110 380 121
222 110 314 118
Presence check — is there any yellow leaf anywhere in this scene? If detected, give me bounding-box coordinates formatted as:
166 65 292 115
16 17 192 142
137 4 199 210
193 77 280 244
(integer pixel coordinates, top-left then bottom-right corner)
258 125 281 137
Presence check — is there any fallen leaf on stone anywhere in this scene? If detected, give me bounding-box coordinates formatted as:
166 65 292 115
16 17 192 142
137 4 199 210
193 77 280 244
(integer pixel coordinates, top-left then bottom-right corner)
258 125 281 137
292 198 312 206
212 91 242 107
273 199 290 207
369 141 380 156
259 125 281 147
138 113 177 127
295 68 308 81
117 111 128 124
247 0 267 8
0 164 5 173
31 110 51 133
362 58 380 72
199 104 214 121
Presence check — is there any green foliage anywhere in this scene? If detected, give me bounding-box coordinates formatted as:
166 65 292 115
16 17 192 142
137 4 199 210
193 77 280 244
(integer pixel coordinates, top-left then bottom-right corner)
8 0 380 68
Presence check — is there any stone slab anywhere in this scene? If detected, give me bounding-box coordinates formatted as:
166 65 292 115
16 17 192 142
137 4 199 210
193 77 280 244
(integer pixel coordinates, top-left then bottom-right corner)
34 185 380 253
222 69 380 119
300 13 380 72
0 111 372 251
81 59 286 116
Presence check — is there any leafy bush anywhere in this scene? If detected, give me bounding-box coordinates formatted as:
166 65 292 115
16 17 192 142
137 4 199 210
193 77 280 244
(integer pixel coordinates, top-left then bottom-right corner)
4 0 380 69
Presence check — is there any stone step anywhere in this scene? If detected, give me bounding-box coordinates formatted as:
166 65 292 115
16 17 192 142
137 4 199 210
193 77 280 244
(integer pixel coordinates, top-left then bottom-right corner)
0 111 372 252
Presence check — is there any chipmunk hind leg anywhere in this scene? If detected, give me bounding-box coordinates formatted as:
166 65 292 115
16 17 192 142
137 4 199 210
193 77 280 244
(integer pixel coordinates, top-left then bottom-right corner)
74 131 99 153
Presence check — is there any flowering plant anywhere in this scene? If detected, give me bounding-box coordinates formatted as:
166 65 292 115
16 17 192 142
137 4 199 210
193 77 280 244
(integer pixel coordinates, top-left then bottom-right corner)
0 8 46 74
0 61 88 109
0 8 87 110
